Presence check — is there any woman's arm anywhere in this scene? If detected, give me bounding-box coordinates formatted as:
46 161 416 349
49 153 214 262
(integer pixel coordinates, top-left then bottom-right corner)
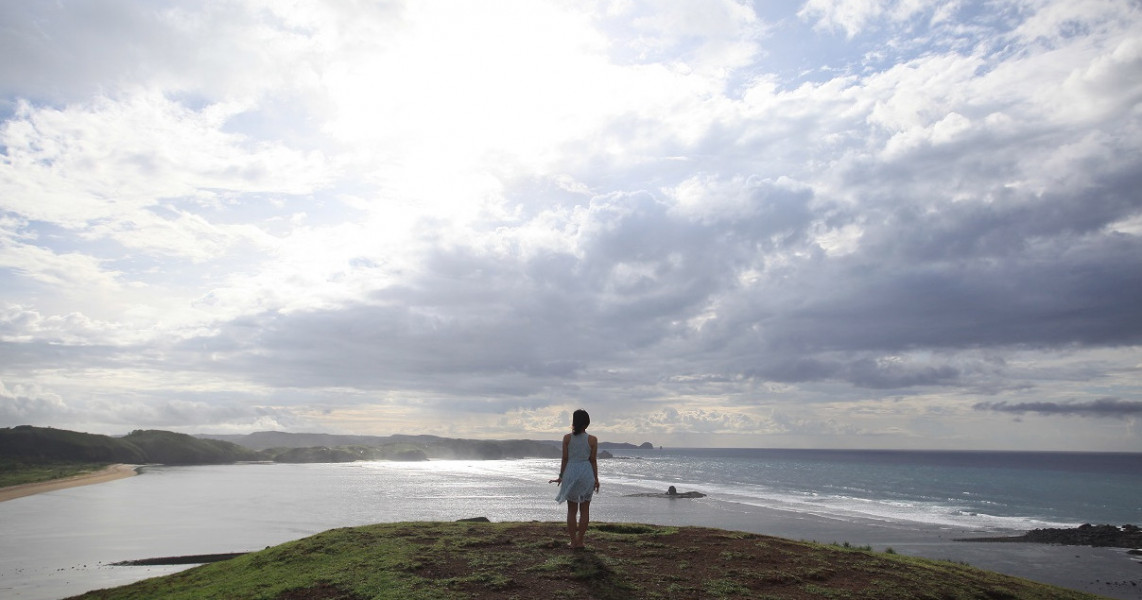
549 434 570 483
588 435 600 492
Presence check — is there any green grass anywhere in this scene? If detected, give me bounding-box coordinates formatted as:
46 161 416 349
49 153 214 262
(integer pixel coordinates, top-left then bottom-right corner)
66 521 1107 600
0 460 111 488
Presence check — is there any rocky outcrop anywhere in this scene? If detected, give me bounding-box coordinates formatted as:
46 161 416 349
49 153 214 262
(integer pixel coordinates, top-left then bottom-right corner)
625 485 707 499
958 523 1142 548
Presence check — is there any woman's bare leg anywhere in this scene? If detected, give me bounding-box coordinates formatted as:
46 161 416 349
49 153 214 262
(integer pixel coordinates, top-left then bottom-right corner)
576 501 591 547
566 501 579 546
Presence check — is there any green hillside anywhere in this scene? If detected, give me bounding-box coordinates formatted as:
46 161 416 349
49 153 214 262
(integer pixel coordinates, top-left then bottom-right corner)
211 431 563 460
68 521 1103 600
0 425 147 463
0 426 260 467
120 430 261 464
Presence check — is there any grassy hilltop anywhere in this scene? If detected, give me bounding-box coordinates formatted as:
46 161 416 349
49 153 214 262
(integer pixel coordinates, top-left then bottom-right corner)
70 521 1102 600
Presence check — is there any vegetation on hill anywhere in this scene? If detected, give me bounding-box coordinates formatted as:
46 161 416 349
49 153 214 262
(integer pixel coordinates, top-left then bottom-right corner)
2 426 650 489
208 431 564 460
119 430 262 465
0 426 258 468
0 425 148 464
269 444 430 463
68 521 1100 600
0 460 113 488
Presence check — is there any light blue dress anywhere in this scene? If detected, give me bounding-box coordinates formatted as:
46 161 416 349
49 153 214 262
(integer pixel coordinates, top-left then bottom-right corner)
556 433 595 504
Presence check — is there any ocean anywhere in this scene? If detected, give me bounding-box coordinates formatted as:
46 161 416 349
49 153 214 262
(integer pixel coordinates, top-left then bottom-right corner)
1 448 1140 599
599 448 1142 529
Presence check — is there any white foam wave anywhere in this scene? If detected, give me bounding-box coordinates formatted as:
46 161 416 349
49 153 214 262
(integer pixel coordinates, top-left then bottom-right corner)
702 484 1078 532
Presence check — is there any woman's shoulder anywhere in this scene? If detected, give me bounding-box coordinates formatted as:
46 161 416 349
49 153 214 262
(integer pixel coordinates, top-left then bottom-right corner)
588 434 598 444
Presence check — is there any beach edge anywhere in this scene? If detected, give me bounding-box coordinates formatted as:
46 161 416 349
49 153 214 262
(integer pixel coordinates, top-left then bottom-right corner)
0 464 140 502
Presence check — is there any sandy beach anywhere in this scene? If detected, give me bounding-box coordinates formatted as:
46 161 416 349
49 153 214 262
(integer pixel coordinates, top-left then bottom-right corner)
0 464 139 502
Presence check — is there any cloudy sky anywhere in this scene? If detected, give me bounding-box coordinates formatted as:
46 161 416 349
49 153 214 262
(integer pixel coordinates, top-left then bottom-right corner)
1 0 1140 451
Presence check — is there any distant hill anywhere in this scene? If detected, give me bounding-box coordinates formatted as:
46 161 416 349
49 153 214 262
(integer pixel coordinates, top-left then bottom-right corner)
0 426 655 469
203 431 563 460
202 431 657 460
599 441 656 450
0 425 147 463
204 431 391 451
119 430 262 464
0 426 260 465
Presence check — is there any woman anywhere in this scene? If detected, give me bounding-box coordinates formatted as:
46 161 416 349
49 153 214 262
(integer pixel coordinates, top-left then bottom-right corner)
549 409 600 549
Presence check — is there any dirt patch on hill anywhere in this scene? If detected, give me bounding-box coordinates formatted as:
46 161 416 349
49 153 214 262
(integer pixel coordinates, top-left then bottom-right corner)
367 521 1082 600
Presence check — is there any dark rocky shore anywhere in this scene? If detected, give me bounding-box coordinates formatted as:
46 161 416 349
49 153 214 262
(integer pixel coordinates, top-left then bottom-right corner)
112 553 248 566
959 524 1142 549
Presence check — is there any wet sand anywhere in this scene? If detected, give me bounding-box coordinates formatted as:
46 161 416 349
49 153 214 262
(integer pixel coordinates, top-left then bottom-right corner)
0 464 139 502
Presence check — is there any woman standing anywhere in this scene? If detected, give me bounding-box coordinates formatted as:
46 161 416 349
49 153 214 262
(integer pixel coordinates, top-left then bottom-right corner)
549 409 600 549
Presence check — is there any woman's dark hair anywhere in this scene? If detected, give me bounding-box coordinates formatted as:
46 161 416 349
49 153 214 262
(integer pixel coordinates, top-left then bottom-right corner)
571 409 590 435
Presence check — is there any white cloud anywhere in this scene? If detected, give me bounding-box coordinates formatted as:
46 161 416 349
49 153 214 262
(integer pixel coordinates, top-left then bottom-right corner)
0 232 122 291
798 0 933 38
619 407 784 435
0 305 120 345
0 0 318 103
0 378 73 424
0 95 328 228
0 0 1139 449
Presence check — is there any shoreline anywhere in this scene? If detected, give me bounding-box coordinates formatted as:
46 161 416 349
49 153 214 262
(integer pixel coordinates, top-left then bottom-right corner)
0 462 1137 600
0 463 140 502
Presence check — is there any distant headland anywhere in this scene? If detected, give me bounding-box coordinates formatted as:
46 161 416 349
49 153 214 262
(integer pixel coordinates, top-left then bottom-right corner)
0 425 658 469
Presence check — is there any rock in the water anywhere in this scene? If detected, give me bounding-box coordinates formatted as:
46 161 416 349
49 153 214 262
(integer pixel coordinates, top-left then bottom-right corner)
957 523 1142 547
625 487 707 499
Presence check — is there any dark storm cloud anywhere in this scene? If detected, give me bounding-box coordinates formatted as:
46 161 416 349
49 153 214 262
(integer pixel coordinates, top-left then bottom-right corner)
174 187 818 392
974 398 1142 418
172 149 1142 399
747 178 1142 355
